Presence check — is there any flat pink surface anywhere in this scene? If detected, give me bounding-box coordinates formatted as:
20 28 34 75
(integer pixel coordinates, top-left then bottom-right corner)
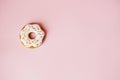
0 0 120 80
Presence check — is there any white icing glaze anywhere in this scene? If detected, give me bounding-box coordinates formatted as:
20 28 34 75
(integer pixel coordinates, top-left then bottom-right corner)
20 24 45 48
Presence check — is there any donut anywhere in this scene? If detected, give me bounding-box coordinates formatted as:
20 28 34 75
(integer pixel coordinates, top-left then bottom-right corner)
20 23 45 48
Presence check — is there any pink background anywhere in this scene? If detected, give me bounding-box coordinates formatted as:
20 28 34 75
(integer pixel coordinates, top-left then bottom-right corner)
0 0 120 80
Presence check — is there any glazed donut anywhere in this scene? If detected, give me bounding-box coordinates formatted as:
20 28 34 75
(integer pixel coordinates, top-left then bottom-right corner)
20 23 45 48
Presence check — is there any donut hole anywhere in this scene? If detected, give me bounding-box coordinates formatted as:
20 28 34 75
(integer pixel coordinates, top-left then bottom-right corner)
28 32 36 39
